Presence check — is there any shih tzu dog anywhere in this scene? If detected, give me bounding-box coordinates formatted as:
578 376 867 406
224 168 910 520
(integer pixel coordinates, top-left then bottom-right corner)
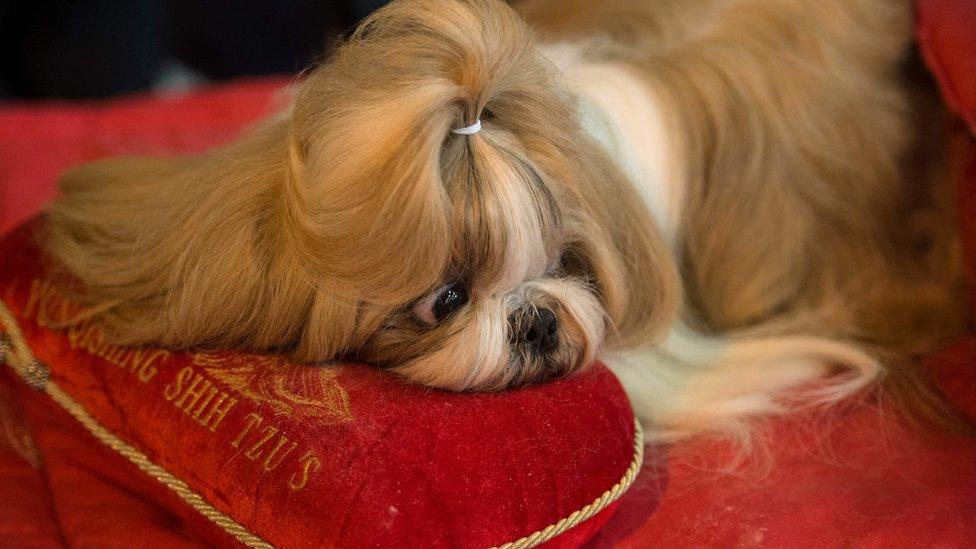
45 0 968 439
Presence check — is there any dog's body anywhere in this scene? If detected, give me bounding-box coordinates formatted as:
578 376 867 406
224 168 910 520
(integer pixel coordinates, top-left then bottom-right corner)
522 0 968 438
46 0 967 440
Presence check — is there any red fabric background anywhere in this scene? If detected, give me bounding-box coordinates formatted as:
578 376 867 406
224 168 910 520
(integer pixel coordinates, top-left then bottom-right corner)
3 0 976 544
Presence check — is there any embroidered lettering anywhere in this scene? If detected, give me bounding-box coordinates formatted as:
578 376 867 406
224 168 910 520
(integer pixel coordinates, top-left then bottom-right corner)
173 374 211 413
244 425 279 460
133 349 165 383
164 366 194 401
289 451 321 491
193 392 238 432
231 412 263 448
261 437 297 472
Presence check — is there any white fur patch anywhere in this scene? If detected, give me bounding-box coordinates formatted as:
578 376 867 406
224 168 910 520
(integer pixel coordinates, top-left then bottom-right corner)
605 327 882 442
542 43 682 241
544 43 882 443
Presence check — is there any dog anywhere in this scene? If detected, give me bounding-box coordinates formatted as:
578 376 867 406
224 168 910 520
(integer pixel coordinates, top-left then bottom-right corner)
45 0 968 440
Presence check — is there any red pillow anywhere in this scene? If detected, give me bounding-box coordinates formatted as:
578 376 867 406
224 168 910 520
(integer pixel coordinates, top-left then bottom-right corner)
0 220 652 547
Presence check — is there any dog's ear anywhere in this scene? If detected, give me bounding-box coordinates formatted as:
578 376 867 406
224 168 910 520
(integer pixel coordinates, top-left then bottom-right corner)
563 149 681 349
44 119 329 352
281 75 458 305
45 113 401 360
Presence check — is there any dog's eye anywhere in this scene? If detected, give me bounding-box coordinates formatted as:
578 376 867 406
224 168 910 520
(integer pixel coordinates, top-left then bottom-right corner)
558 248 588 278
433 282 468 321
414 282 469 326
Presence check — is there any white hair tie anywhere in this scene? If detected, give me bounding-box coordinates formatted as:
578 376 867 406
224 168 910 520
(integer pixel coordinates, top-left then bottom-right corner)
451 119 482 136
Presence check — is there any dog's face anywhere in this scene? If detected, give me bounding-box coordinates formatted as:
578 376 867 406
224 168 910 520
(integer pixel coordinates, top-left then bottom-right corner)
45 0 678 392
281 0 680 390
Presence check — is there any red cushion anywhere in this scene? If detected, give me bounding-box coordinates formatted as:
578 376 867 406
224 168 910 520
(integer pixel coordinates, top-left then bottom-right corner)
0 81 655 547
0 220 648 547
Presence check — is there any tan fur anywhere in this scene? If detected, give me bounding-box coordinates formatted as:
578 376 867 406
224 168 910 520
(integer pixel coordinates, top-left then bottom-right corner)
45 0 967 436
45 0 678 392
520 0 965 343
520 0 969 435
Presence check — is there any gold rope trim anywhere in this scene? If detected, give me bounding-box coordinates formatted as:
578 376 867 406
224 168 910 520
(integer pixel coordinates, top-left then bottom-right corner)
493 420 644 549
1 297 645 549
0 299 274 549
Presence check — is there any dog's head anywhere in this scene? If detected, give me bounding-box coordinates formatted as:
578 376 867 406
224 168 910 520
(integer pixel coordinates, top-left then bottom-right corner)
283 0 679 389
47 0 679 391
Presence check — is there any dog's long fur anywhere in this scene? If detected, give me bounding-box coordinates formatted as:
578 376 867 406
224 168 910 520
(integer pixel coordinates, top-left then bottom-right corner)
521 0 969 438
45 0 968 440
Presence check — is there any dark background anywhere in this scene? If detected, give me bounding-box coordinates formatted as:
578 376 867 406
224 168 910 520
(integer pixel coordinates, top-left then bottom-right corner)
0 0 390 99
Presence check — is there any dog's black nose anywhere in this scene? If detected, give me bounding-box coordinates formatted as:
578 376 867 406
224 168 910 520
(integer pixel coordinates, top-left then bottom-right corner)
523 308 558 354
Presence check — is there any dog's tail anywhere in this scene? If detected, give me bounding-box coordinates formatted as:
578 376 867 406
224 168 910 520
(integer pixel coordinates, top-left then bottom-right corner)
607 322 883 443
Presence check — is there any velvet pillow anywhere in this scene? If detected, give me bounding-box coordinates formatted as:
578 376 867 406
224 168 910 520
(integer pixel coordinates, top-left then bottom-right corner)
0 220 652 548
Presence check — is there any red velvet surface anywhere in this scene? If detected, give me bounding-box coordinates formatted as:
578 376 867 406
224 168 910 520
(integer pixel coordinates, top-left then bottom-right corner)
0 222 646 547
0 371 63 548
